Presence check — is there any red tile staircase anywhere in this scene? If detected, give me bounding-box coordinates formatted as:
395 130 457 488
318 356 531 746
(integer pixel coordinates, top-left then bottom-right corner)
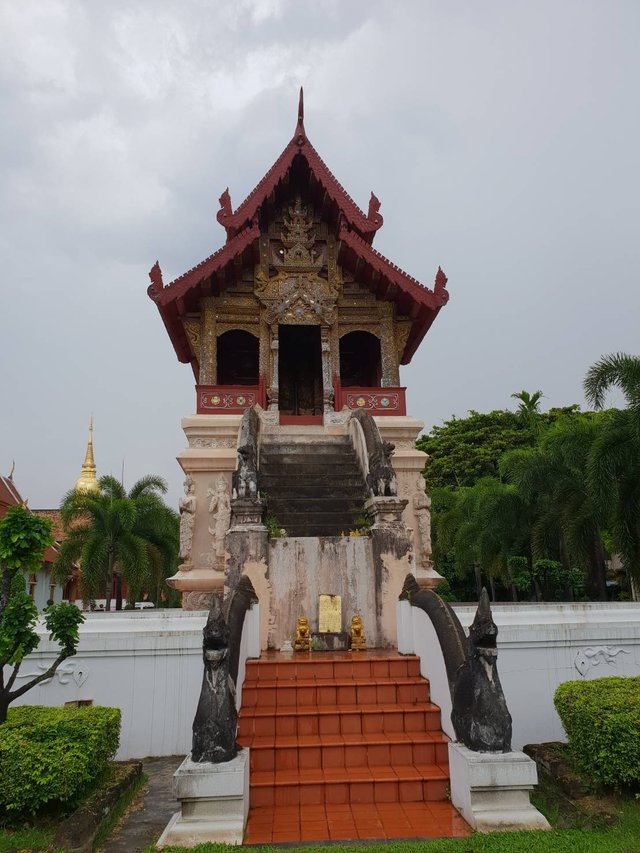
238 650 470 843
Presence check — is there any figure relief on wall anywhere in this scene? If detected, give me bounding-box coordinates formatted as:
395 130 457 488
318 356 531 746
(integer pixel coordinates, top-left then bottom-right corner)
207 475 231 567
413 474 432 566
178 475 196 567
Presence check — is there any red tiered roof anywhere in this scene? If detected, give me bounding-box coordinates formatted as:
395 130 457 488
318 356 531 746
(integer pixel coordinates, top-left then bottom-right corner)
148 89 449 372
216 90 383 243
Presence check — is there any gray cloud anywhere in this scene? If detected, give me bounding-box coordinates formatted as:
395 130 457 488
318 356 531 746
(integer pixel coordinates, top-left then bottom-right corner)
1 0 638 509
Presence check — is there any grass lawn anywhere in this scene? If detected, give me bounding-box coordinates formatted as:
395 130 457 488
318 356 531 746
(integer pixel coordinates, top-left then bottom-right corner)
0 827 54 852
145 800 640 853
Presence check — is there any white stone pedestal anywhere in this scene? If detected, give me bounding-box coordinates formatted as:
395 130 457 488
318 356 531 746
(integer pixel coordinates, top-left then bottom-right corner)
157 750 249 847
448 743 550 832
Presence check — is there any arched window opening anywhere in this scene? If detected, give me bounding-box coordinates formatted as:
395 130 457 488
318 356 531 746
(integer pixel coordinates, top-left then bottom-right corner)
217 330 259 385
339 331 382 387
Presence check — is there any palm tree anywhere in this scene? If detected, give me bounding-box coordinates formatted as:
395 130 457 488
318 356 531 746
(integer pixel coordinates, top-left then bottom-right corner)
55 475 178 611
584 353 640 593
434 478 531 600
501 415 608 600
511 389 544 435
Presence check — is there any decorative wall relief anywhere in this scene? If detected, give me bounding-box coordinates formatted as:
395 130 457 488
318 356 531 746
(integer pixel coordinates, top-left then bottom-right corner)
207 476 231 566
182 591 213 611
188 437 238 449
413 475 432 566
573 646 630 677
17 659 89 688
179 476 196 565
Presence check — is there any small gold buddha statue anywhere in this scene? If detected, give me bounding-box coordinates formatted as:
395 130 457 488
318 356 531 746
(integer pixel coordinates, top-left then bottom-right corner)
294 616 311 652
350 615 366 651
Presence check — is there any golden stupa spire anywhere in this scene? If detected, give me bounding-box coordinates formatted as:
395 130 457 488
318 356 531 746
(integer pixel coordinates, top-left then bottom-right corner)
75 417 100 494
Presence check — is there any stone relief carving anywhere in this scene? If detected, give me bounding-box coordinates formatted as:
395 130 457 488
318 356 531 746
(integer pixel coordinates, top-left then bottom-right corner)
188 437 238 449
413 475 432 565
182 591 213 611
179 476 196 564
207 475 231 564
16 659 89 687
574 646 630 677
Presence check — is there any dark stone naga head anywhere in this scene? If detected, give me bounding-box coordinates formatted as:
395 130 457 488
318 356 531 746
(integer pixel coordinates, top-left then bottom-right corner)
400 576 512 753
191 594 238 764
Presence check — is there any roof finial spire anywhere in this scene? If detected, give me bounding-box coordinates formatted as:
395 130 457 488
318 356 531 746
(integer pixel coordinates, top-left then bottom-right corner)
75 417 100 495
294 87 306 144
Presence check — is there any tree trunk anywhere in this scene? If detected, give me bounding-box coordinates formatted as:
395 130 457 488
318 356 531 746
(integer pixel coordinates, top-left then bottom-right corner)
105 550 114 612
473 563 482 600
559 534 574 601
115 573 123 611
489 576 496 601
0 692 8 724
586 530 608 601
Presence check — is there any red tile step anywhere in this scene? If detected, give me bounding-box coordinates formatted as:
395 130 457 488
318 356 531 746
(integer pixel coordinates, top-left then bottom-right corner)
243 730 450 773
244 802 471 844
238 650 468 842
250 764 450 807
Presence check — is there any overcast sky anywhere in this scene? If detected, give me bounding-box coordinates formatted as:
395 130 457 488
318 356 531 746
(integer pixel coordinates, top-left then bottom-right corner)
1 0 638 510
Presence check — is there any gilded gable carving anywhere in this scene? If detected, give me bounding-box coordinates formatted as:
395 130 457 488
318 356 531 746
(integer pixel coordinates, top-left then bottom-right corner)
183 318 201 356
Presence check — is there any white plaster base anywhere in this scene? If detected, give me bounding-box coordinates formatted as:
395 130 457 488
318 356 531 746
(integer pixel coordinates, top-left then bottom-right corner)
157 749 249 847
448 743 550 832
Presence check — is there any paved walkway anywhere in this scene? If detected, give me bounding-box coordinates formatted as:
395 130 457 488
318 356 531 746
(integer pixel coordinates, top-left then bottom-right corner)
99 755 184 853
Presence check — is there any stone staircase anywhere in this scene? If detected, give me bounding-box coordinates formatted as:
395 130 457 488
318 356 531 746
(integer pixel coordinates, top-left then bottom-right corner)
258 435 368 537
238 651 464 843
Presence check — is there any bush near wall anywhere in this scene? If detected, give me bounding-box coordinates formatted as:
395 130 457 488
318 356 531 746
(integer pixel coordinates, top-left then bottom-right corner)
554 676 640 787
0 705 121 818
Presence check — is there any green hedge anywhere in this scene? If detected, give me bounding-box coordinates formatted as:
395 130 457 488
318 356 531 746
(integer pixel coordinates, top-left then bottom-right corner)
0 705 121 817
554 676 640 787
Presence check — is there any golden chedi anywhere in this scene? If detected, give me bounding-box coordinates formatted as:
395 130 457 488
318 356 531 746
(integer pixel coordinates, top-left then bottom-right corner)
350 615 366 651
294 616 311 652
75 418 100 495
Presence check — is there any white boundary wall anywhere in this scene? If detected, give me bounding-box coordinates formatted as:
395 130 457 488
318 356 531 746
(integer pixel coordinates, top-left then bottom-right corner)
398 600 640 749
6 602 640 757
5 606 260 760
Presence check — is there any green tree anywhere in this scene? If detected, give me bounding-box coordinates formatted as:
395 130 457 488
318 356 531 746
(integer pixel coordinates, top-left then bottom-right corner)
56 475 179 611
0 506 84 723
418 403 581 491
501 415 608 600
418 409 535 490
433 478 531 600
511 389 544 435
584 353 640 590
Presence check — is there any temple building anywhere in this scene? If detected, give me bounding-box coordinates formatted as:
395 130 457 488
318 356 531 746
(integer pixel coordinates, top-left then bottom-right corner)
147 93 552 848
1 467 70 610
149 90 449 648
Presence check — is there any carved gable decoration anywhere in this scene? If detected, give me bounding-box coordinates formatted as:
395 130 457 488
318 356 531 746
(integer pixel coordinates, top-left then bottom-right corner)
183 318 201 357
271 198 325 270
263 274 337 325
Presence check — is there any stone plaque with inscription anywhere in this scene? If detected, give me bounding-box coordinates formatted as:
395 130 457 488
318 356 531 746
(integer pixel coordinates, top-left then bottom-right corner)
318 594 342 633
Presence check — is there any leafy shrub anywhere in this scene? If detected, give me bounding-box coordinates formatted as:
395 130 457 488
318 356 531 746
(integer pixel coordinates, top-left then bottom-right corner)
0 705 121 817
554 676 640 787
